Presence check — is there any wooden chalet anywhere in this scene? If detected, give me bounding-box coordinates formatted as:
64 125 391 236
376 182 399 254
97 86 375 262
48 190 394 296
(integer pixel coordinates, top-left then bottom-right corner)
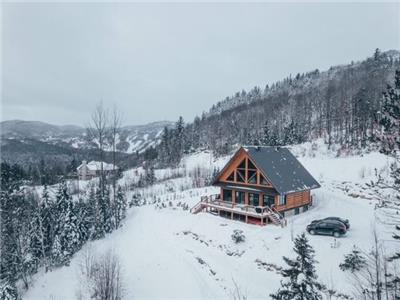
191 146 320 226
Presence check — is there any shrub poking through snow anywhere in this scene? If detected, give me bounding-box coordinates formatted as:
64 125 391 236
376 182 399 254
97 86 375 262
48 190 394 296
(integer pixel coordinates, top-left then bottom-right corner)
231 230 246 244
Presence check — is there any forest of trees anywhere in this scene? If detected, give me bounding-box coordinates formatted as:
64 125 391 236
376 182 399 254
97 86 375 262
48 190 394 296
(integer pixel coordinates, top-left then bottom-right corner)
152 49 400 161
0 170 128 298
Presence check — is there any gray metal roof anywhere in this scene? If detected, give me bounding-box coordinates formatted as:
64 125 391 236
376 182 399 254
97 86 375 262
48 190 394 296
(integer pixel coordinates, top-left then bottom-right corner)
243 146 320 194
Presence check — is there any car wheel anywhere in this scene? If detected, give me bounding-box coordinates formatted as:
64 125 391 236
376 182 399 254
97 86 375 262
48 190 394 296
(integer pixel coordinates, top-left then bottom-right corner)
309 230 316 235
333 231 341 238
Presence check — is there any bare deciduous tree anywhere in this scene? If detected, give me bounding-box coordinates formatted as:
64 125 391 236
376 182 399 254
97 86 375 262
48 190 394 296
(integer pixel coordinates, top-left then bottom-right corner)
87 102 109 194
109 105 123 218
78 247 124 300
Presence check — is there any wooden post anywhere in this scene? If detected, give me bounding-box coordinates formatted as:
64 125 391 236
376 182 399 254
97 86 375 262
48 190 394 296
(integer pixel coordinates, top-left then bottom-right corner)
261 217 263 226
245 215 248 223
231 212 233 220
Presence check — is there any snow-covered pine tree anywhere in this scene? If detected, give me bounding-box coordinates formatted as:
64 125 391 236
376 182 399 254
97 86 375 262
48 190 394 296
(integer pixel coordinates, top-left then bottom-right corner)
40 185 55 255
145 165 156 186
93 186 106 239
114 185 127 229
85 185 97 239
0 280 18 300
59 200 81 263
379 69 400 154
339 246 367 273
74 198 90 244
102 185 113 234
51 233 64 267
55 181 70 218
171 116 185 165
283 121 300 145
378 70 400 261
270 233 324 300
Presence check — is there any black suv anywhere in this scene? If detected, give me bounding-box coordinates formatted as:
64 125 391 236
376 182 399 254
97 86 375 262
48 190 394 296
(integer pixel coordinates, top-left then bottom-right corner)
311 217 350 229
306 220 347 237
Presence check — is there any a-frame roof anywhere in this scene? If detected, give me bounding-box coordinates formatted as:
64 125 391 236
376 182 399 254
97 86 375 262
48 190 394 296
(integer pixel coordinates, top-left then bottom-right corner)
214 146 320 194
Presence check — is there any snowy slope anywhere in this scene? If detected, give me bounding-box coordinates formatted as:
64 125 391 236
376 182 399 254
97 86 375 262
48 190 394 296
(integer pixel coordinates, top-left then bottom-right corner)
23 143 397 300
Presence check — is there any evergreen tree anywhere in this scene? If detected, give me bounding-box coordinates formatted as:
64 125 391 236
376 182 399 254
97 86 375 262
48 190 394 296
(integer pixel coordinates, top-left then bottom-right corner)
0 280 18 300
283 121 298 145
55 181 70 218
86 186 97 239
145 165 156 186
379 69 400 154
59 200 81 262
93 187 106 239
171 116 185 164
114 185 127 229
339 246 367 273
270 233 324 300
51 233 64 266
378 70 400 261
102 186 113 234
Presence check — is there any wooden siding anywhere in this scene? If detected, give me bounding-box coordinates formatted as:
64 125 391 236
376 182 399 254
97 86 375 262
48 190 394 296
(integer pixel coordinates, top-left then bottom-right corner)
275 190 311 211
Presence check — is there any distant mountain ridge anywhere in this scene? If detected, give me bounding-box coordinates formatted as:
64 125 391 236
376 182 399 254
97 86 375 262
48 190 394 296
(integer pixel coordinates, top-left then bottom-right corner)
0 119 173 154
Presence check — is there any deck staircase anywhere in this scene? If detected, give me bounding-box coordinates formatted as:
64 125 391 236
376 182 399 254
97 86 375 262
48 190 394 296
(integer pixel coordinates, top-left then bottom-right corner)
190 201 205 214
266 206 287 227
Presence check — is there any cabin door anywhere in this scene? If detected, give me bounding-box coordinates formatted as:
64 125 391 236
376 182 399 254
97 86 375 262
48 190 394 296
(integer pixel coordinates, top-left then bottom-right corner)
249 193 259 206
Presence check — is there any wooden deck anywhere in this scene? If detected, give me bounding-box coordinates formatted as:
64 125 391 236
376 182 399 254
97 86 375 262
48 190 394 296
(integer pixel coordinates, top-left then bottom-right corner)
191 194 287 227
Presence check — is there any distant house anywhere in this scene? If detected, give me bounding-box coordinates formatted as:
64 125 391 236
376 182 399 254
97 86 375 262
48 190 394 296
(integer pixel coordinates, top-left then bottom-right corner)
77 160 118 180
191 146 320 226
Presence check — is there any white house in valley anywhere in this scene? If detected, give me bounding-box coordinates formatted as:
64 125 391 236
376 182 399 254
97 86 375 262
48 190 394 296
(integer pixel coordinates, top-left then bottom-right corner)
77 160 118 180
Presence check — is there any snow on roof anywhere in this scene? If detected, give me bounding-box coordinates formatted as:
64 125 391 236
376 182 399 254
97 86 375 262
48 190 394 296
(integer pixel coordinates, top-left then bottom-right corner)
77 161 117 171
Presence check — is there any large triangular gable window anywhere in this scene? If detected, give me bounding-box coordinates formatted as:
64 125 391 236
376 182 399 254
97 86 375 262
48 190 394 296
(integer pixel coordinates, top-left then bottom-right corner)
236 159 246 182
226 172 234 181
260 174 270 186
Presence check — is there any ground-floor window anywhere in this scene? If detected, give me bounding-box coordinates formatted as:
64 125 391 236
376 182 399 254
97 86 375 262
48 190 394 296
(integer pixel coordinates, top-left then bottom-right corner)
235 191 245 204
263 195 275 207
223 189 232 202
294 207 300 215
303 205 309 212
249 193 259 206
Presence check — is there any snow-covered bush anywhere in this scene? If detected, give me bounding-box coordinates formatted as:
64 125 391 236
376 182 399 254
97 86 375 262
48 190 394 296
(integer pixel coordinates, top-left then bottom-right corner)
231 230 246 244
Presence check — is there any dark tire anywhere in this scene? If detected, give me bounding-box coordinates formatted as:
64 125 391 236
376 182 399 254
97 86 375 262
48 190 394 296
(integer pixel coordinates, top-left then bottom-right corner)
333 231 341 238
309 230 316 235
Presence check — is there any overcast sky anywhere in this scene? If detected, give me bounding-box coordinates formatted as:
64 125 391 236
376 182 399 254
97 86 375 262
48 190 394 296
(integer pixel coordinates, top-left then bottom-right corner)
2 2 399 126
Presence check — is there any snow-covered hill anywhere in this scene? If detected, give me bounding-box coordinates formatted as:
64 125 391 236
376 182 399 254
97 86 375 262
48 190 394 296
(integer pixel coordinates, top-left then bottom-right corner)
23 142 397 300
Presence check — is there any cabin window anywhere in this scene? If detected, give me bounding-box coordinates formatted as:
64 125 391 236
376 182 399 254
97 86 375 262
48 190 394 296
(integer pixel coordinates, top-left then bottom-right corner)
249 193 259 207
279 195 287 205
226 172 234 181
263 195 275 207
235 191 245 204
247 170 257 184
223 189 232 202
295 207 300 215
236 169 246 182
248 159 256 170
260 174 270 186
238 159 246 169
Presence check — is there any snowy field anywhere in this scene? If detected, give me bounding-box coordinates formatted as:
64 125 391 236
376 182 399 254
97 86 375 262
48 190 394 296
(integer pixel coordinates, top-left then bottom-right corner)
23 143 397 300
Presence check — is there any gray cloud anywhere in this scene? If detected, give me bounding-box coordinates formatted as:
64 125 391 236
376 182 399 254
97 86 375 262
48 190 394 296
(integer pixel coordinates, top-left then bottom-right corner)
2 2 399 126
